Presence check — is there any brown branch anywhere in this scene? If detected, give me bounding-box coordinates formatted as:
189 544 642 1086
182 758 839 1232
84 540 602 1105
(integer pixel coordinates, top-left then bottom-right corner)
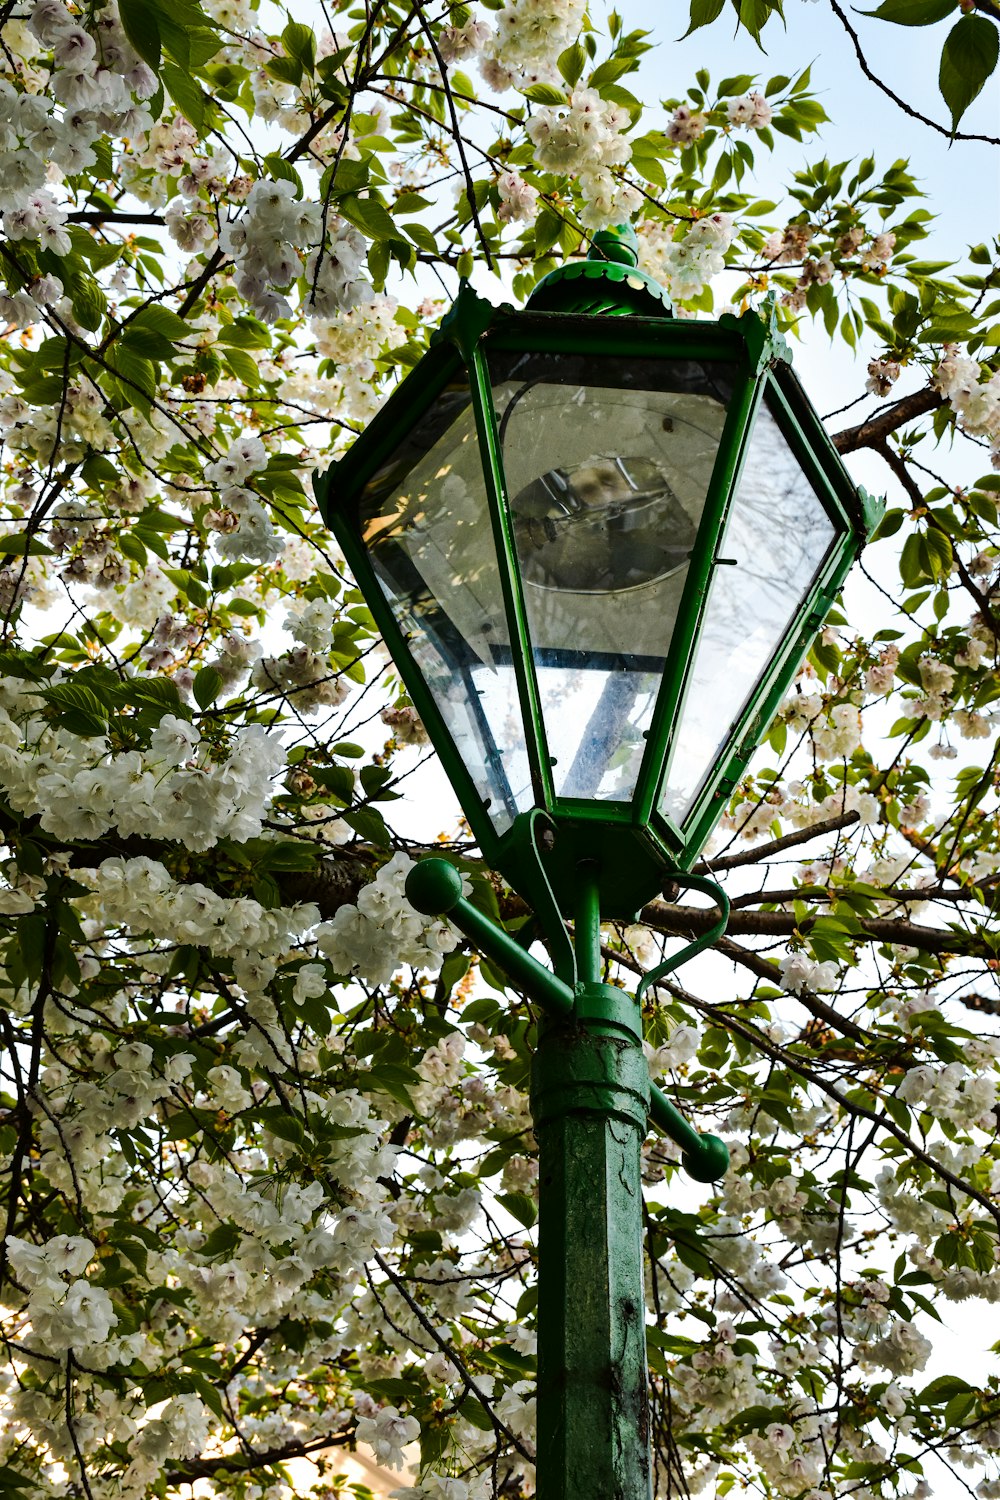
693 811 860 874
958 990 1000 1016
832 387 944 455
640 897 991 957
827 0 1000 146
372 1250 533 1462
66 212 166 225
713 935 873 1045
729 881 986 909
652 970 1000 1230
166 1433 348 1485
415 10 496 272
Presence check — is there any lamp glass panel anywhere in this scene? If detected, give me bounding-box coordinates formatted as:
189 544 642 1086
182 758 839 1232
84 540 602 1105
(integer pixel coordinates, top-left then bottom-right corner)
490 348 738 803
357 375 533 835
659 398 837 826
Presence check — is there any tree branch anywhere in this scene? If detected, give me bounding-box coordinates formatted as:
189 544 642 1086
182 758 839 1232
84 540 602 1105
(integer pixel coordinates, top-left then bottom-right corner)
640 897 990 957
827 0 1000 146
166 1433 348 1485
66 212 166 225
832 387 944 454
693 811 860 874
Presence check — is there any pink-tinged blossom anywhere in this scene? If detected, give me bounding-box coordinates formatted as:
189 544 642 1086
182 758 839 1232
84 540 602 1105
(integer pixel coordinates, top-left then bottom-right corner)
866 357 901 396
496 170 538 223
667 105 707 143
726 91 772 129
355 1404 420 1470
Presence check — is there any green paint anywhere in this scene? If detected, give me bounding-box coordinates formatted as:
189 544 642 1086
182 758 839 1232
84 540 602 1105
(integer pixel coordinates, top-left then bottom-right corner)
406 851 728 1496
319 232 876 1500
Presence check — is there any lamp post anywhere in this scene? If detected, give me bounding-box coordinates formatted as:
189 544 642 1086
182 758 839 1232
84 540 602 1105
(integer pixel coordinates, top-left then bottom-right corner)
313 225 882 1500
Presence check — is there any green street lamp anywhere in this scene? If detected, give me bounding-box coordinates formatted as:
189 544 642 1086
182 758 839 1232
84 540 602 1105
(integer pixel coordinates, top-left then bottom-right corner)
313 224 882 1500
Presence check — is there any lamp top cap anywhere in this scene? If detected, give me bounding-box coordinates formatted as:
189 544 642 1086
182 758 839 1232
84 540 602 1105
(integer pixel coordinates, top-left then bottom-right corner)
589 224 640 267
526 222 672 317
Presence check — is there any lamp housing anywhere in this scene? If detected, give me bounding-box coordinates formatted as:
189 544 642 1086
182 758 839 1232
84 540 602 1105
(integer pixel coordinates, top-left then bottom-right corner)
314 237 882 918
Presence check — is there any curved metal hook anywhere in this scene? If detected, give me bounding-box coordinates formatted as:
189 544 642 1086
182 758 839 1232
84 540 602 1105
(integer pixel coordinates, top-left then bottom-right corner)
509 809 577 990
635 872 730 1005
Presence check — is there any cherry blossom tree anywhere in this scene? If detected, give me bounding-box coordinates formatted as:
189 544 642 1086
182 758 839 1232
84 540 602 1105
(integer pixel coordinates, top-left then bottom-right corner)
0 1 999 1498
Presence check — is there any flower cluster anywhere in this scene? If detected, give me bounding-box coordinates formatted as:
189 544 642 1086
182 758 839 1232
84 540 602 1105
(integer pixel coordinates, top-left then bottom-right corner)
497 170 539 224
781 692 863 761
936 345 1000 468
726 91 772 129
220 181 371 322
5 1235 116 1359
526 89 639 229
639 212 735 301
205 433 285 565
356 1404 420 1470
84 854 319 967
480 0 586 90
0 702 285 851
778 952 840 994
316 852 458 985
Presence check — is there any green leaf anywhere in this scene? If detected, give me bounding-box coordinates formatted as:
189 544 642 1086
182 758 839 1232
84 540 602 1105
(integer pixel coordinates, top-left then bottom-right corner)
0 1466 37 1490
119 0 161 69
153 0 221 68
338 194 403 243
521 82 568 104
328 157 370 195
681 0 726 37
69 275 107 332
342 806 390 847
939 14 999 129
365 1062 420 1110
589 54 640 88
41 681 109 736
497 1191 537 1228
119 532 147 567
864 0 956 21
82 454 120 487
918 1374 974 1404
107 344 158 406
255 839 318 873
121 324 176 361
193 666 223 709
313 765 356 803
717 72 755 94
265 55 302 86
736 0 778 45
131 305 192 341
0 532 52 557
215 317 271 349
557 41 586 87
222 346 261 386
533 207 562 259
162 62 205 128
924 525 953 577
282 20 316 72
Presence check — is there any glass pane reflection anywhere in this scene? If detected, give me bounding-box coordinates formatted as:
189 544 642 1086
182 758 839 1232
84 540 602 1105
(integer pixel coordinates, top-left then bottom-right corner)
358 377 533 834
492 349 737 803
659 399 837 826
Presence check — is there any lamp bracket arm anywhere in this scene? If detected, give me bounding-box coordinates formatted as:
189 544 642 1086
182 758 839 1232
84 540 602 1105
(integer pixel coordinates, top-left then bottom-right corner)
649 1081 730 1181
635 872 730 1005
405 858 575 1021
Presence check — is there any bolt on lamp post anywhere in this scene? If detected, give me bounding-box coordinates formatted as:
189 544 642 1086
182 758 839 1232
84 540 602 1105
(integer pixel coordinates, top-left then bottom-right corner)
314 224 882 1500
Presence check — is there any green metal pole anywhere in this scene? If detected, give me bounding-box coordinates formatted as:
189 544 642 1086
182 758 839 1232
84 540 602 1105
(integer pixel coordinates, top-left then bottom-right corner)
405 858 728 1498
532 861 652 1500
